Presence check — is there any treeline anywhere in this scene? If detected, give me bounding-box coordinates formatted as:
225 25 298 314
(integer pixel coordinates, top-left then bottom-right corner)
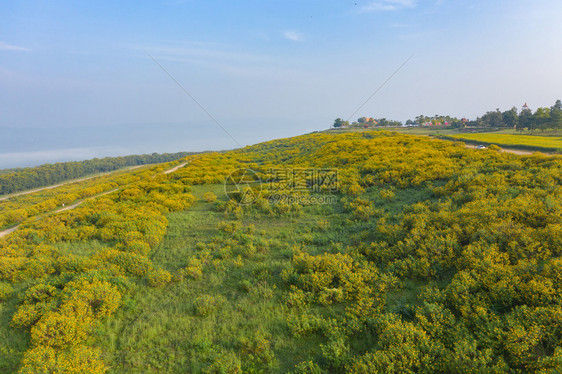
472 99 562 132
334 99 562 131
0 152 193 195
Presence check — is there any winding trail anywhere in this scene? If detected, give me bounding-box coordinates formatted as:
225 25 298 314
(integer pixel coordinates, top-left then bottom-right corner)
163 161 189 174
56 189 118 213
0 164 148 202
0 226 18 239
0 161 190 239
0 189 119 239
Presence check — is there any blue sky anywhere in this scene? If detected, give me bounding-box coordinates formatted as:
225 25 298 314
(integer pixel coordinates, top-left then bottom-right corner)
1 0 562 167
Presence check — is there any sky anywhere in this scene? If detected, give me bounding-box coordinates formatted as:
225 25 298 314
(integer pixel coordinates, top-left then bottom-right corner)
1 0 562 168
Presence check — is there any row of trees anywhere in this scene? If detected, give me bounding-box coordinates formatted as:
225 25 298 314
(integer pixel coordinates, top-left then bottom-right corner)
474 100 562 132
334 115 464 129
0 151 194 195
333 99 562 131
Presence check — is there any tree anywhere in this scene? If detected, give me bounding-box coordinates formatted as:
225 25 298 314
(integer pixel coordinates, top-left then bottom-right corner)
519 106 533 132
533 107 550 132
378 118 389 127
333 118 349 128
502 107 519 129
480 109 504 127
549 99 562 132
414 115 430 126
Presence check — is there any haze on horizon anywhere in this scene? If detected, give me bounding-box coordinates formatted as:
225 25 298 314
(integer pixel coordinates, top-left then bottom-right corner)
1 0 561 168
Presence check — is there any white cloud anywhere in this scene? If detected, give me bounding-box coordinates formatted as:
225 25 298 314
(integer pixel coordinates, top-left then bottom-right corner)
361 0 416 12
0 41 30 52
283 31 303 42
129 41 269 64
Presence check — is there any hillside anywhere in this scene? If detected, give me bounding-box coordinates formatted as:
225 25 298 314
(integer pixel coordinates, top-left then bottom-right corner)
0 152 193 196
1 131 561 373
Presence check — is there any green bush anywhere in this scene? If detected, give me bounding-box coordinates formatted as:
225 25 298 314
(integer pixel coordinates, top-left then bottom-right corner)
240 332 278 372
203 351 242 374
290 361 325 374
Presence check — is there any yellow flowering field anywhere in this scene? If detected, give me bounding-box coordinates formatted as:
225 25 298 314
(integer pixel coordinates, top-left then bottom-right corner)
450 133 562 151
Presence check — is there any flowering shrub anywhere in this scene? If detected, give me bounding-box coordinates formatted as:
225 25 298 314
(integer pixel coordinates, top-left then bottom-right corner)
31 310 94 348
1 131 561 372
203 191 218 202
147 269 172 287
18 345 105 374
182 258 204 280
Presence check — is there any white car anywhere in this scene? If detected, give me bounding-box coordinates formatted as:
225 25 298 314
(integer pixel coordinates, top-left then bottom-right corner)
476 145 486 149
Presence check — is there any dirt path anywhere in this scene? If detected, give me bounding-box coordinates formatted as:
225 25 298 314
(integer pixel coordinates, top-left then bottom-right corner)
0 177 100 202
0 160 190 239
0 189 119 239
164 162 189 174
56 189 118 213
0 164 151 202
0 226 18 239
463 144 535 155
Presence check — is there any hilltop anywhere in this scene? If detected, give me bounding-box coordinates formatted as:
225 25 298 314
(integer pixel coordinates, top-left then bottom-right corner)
0 131 561 373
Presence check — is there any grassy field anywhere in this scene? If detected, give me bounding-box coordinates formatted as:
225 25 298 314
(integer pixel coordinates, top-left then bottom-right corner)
327 126 561 136
325 127 562 152
2 131 562 373
86 183 436 373
445 133 562 152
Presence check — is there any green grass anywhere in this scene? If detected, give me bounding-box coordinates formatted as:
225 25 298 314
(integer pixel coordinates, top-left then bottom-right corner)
0 178 440 373
86 182 435 373
55 240 111 258
94 185 344 373
0 284 31 373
